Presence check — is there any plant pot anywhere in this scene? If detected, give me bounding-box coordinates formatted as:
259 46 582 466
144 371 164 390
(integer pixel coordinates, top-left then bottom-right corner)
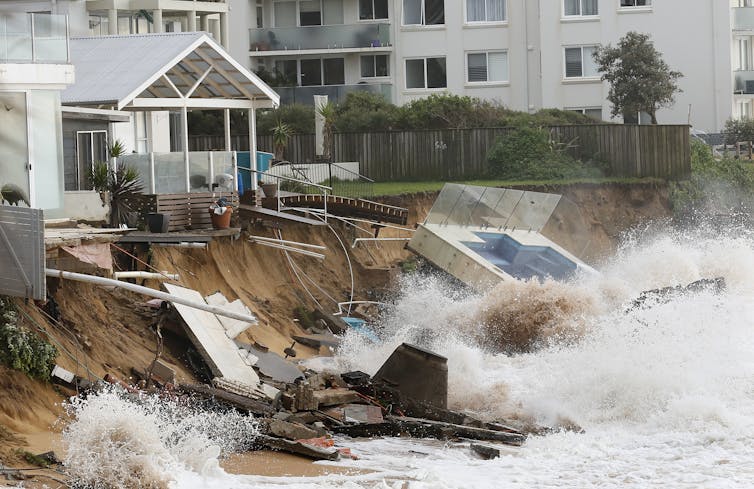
209 206 232 229
147 212 170 233
260 182 278 199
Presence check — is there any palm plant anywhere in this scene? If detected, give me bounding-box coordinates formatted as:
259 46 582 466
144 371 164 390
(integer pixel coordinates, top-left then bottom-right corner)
317 102 337 162
272 120 293 162
88 161 144 227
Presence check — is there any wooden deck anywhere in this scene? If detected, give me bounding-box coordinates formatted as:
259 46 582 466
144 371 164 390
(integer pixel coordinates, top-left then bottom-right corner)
266 194 409 225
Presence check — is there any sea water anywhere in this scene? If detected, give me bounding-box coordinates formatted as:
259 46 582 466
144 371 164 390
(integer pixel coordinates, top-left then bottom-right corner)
63 227 754 488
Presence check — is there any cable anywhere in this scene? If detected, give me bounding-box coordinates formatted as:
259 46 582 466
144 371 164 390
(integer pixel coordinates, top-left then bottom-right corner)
276 229 322 309
309 213 356 315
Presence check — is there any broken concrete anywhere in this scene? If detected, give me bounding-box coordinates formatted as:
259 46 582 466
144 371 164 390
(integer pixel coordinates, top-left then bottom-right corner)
265 419 319 441
373 343 448 409
312 388 361 407
256 435 340 461
470 443 501 459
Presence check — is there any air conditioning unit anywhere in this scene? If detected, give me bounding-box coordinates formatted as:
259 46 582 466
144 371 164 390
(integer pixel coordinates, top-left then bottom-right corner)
745 80 754 94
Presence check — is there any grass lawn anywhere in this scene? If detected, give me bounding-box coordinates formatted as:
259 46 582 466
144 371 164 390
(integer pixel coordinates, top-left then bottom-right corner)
358 177 665 197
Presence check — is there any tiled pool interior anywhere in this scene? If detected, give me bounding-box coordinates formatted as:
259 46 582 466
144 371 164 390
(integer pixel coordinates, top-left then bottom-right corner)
462 232 577 281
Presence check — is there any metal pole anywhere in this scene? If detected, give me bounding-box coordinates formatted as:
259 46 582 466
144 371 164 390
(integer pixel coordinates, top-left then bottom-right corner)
182 105 190 192
223 109 232 151
30 13 35 62
46 269 258 324
149 152 156 194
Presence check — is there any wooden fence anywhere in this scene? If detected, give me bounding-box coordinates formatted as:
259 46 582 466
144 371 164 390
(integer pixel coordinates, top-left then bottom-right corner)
189 124 691 181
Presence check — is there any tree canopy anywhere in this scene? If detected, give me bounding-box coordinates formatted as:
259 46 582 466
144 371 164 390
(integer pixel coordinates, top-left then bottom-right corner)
593 32 682 124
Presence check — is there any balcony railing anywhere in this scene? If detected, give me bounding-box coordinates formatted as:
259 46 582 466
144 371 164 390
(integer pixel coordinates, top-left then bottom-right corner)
275 83 392 105
734 7 754 31
250 23 390 52
0 13 69 63
735 70 754 94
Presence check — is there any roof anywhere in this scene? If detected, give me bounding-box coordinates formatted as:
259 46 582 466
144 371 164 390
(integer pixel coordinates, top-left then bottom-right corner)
62 32 278 109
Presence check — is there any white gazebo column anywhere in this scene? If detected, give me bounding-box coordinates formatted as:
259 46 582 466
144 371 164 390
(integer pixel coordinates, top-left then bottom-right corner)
248 106 257 191
224 109 231 151
107 9 118 34
200 14 209 32
187 10 197 31
182 106 190 192
220 12 229 48
152 9 163 33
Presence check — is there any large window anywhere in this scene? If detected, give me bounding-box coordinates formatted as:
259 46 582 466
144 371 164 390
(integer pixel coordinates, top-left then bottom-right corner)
564 0 597 16
361 54 389 77
403 0 444 26
738 38 752 71
620 0 650 7
467 51 508 83
567 107 602 120
274 0 343 27
359 0 389 20
279 58 345 86
74 131 108 191
466 0 506 23
405 57 446 89
564 46 599 78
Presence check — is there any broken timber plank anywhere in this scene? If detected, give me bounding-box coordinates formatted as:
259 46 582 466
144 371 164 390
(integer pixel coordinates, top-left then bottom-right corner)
179 383 274 416
256 435 340 461
386 416 526 446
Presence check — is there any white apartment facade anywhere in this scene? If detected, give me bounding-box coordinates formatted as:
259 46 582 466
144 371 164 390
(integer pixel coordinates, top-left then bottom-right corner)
234 0 749 132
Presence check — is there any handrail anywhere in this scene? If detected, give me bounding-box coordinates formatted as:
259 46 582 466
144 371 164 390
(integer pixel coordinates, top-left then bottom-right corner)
330 162 375 183
239 166 332 191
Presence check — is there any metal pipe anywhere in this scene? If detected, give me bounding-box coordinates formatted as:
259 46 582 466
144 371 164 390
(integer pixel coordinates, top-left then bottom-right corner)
248 235 326 250
46 269 257 324
351 237 411 248
333 300 387 315
113 271 180 281
153 242 207 248
249 240 325 259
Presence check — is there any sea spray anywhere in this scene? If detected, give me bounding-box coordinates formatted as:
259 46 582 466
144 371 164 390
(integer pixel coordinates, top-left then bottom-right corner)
62 388 259 489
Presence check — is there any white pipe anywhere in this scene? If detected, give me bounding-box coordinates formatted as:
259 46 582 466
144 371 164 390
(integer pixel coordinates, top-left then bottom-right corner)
334 300 387 316
249 235 326 250
154 242 207 248
113 271 180 281
46 269 257 324
351 237 412 248
250 240 325 259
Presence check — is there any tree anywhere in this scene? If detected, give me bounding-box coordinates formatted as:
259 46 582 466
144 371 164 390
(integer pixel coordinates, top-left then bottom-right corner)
593 32 682 124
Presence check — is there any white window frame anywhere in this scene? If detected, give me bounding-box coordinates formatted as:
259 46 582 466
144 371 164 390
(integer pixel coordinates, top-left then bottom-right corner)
463 0 507 25
740 100 752 120
738 37 752 71
404 56 447 91
134 111 150 154
358 0 389 21
563 45 600 80
618 0 652 10
401 0 445 27
360 54 390 79
75 130 108 191
465 50 509 85
566 107 602 120
293 57 346 86
562 0 598 19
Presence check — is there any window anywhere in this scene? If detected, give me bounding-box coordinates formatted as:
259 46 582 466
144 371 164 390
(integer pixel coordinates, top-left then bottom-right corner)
405 57 446 89
738 38 752 71
361 54 389 77
360 0 389 20
564 46 599 78
134 112 149 153
740 101 752 120
620 0 650 7
466 0 506 23
564 0 597 16
274 0 343 27
256 6 263 28
73 131 108 191
285 58 345 86
403 0 444 26
467 51 508 83
567 107 602 120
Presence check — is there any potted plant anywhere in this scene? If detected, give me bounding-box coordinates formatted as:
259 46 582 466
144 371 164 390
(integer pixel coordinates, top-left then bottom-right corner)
259 179 278 199
208 197 233 229
89 161 145 228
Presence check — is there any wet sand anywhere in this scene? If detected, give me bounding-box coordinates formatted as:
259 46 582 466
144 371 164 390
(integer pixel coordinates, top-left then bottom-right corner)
221 450 372 477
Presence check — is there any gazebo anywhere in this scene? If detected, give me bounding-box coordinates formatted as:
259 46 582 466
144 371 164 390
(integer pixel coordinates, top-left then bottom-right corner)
62 31 279 195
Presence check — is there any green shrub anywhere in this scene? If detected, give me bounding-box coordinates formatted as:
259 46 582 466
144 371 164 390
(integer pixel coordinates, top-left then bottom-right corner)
334 91 399 132
0 298 57 381
486 126 604 180
723 118 754 145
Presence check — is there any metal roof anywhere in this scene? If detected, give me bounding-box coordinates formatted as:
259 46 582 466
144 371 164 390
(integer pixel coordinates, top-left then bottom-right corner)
62 32 278 109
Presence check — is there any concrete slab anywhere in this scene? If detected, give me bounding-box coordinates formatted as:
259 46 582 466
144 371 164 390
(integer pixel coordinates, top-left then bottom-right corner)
164 283 260 387
205 292 254 339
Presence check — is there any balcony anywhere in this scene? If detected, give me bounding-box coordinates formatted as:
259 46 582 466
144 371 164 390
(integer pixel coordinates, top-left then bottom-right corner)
275 83 392 105
250 23 390 55
734 7 754 32
735 70 754 94
0 13 69 63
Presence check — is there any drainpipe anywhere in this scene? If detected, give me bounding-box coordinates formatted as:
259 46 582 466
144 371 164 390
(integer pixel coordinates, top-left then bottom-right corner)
46 269 258 324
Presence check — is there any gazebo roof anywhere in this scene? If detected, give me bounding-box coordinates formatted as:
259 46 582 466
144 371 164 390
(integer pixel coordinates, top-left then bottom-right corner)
62 32 279 110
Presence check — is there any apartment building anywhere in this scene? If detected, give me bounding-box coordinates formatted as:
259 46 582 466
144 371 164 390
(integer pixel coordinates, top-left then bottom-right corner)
235 0 742 132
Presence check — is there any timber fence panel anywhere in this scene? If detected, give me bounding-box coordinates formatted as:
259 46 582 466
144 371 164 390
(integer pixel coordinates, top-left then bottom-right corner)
189 124 690 180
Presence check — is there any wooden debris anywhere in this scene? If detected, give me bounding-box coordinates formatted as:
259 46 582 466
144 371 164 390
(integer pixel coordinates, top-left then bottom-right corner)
256 435 340 461
470 443 501 459
179 383 274 416
387 416 526 446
